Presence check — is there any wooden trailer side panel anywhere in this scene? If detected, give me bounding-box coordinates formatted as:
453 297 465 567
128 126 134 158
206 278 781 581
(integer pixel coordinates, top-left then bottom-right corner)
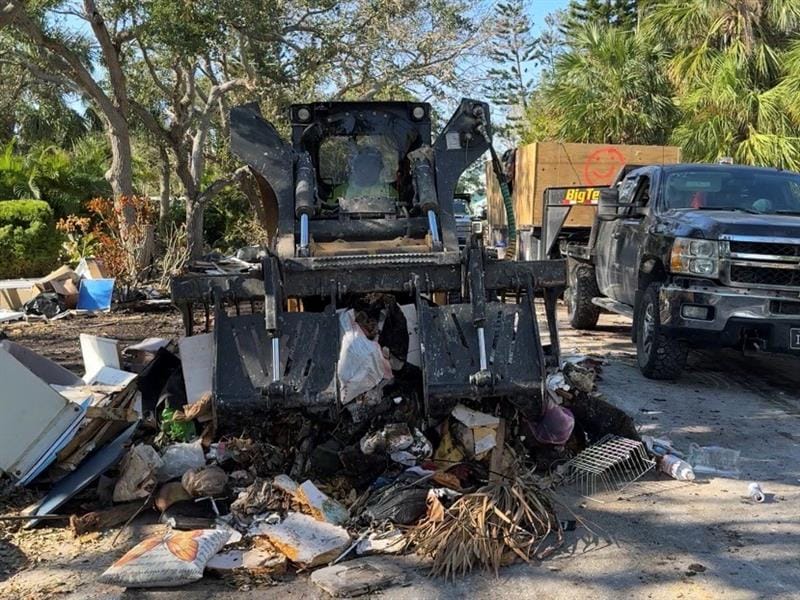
487 142 681 230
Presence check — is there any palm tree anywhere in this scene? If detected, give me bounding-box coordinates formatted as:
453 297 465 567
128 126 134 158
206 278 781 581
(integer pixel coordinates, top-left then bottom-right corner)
644 0 800 168
523 24 678 145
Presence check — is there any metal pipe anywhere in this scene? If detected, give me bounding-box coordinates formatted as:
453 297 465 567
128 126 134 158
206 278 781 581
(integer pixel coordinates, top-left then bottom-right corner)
477 327 487 370
299 213 309 252
271 336 280 382
427 210 441 245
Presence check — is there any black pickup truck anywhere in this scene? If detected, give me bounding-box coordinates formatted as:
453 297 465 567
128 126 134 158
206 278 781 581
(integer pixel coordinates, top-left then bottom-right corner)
565 163 800 379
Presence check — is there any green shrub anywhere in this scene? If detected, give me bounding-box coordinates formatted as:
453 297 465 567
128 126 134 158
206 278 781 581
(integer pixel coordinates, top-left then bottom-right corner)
0 199 62 278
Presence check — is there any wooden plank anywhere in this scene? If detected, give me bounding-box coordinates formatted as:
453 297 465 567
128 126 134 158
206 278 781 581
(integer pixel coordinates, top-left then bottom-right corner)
85 406 138 422
485 159 505 228
488 417 507 482
69 502 141 536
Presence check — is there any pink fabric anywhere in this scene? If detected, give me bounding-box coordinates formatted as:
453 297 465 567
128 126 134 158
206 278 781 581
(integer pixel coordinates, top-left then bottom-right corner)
533 400 575 446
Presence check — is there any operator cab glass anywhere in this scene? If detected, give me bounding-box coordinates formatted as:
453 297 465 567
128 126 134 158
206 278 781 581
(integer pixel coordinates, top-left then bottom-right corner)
453 198 470 216
663 167 800 214
319 135 400 211
295 104 427 215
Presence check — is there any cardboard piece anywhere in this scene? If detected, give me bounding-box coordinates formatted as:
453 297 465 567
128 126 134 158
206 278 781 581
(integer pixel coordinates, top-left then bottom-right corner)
75 257 108 280
80 334 121 380
0 279 40 311
178 333 213 405
38 266 81 309
451 404 500 458
77 278 115 311
257 512 350 567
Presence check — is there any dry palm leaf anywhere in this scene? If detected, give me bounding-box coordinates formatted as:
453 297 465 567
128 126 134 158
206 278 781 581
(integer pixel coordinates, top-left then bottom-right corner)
410 471 563 579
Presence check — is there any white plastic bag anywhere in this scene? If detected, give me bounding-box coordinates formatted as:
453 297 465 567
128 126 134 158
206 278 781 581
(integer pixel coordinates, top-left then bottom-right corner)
157 440 206 482
337 310 392 404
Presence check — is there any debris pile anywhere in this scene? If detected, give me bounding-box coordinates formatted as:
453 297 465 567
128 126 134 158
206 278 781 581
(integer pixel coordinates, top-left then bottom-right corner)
0 258 115 322
0 307 658 593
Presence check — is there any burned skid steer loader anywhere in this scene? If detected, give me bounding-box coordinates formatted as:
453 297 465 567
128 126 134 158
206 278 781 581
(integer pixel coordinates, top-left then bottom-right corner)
171 99 566 432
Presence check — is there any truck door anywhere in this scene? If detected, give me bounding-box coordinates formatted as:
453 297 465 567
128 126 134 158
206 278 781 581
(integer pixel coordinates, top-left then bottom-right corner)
615 174 652 305
594 175 639 300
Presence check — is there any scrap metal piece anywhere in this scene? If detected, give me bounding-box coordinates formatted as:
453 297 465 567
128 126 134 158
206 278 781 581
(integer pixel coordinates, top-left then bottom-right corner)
563 435 655 498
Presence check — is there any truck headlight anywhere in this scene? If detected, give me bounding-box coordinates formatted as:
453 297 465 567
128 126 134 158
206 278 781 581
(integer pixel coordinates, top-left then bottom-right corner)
670 238 719 278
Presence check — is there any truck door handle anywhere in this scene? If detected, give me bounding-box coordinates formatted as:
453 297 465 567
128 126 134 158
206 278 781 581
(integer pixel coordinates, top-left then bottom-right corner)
612 232 622 240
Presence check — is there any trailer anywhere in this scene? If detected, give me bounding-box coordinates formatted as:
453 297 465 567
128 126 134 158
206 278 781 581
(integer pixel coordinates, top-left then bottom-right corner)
485 142 681 259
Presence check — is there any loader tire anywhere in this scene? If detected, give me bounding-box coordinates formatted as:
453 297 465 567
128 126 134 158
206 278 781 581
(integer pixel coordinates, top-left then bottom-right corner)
567 259 600 330
636 283 688 380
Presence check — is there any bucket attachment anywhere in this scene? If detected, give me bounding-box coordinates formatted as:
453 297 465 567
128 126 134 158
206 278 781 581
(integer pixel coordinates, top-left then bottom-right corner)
417 300 543 408
214 309 339 427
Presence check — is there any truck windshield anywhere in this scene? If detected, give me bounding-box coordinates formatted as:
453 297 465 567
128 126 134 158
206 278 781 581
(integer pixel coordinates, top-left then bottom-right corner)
663 169 800 214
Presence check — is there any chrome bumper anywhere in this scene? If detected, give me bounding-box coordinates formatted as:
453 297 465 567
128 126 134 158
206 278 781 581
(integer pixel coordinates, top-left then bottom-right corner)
659 282 800 331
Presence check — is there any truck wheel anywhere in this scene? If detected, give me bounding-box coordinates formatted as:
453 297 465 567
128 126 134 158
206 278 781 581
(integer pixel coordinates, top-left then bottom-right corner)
567 259 600 330
636 283 687 380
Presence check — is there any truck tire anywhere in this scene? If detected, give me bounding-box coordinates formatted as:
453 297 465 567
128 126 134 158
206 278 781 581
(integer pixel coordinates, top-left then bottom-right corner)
567 259 600 330
636 283 688 380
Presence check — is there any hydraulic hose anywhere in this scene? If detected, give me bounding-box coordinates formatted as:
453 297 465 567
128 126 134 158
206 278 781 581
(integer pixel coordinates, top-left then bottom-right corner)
488 143 516 260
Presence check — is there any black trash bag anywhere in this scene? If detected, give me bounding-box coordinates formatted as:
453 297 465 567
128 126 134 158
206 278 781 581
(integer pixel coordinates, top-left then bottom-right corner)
378 301 409 363
23 292 65 318
137 347 181 416
362 475 430 525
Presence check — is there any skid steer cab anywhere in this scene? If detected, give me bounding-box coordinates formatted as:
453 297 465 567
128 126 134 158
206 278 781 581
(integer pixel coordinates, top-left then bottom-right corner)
171 99 566 431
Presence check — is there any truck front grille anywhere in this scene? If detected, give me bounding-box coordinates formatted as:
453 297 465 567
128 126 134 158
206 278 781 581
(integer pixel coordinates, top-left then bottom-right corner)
725 238 800 290
729 241 800 258
730 265 800 287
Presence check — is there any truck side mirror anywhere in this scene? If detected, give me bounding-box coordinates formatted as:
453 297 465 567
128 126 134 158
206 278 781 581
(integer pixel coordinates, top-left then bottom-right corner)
597 188 620 220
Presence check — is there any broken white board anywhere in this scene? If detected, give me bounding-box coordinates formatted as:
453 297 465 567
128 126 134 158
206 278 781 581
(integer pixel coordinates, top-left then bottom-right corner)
124 338 169 354
82 366 136 387
0 309 24 323
399 304 421 368
178 333 213 405
80 334 120 380
257 512 350 567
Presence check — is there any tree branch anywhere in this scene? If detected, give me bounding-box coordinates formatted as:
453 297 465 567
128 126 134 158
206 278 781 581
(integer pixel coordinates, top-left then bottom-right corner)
197 166 250 206
83 0 129 112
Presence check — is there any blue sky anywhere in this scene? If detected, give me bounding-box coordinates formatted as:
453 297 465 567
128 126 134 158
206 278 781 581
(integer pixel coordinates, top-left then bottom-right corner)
527 0 571 25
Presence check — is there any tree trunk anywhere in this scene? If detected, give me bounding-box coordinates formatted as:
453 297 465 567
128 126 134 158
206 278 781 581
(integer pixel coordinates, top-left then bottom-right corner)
106 121 135 221
173 151 204 259
158 146 171 224
186 197 204 260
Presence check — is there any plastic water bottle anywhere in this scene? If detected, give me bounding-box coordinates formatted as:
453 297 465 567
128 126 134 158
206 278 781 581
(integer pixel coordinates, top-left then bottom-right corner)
748 482 765 503
659 454 695 481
